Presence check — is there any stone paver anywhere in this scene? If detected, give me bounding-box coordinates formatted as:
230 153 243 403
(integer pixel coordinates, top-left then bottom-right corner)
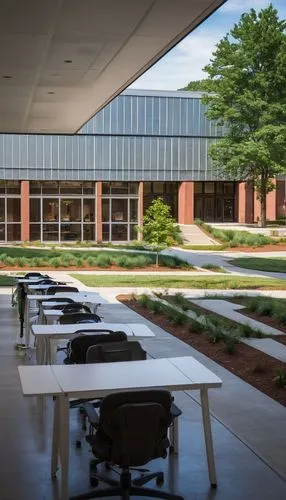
242 338 286 363
189 299 285 336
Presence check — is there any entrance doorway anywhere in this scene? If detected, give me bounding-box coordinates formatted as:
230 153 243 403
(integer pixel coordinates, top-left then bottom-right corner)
194 182 235 222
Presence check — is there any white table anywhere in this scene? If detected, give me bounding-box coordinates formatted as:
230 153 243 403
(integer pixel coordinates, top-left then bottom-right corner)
18 356 222 500
24 291 105 347
32 322 155 364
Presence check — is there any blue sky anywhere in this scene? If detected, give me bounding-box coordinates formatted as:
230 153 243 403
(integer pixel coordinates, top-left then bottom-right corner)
130 0 286 90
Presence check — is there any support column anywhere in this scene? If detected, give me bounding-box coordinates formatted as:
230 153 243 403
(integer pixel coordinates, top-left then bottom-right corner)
96 181 102 242
178 182 194 224
237 182 254 223
21 181 30 241
138 182 144 240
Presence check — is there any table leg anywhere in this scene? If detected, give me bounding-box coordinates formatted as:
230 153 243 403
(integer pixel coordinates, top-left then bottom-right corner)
59 395 70 500
24 296 30 347
51 396 60 477
200 388 217 488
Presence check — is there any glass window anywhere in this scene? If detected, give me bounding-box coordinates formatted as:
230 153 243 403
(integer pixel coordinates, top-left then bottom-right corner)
60 224 81 241
130 224 138 241
194 182 203 194
60 182 82 195
30 224 41 241
6 181 20 194
144 182 152 195
153 182 164 194
83 224 95 241
7 224 21 241
0 199 5 222
110 182 128 195
205 182 215 194
30 199 41 222
224 182 234 195
0 224 5 240
61 199 81 222
83 199 95 222
129 183 139 194
102 200 110 222
42 182 59 194
102 183 110 195
7 199 20 222
130 199 138 223
102 224 110 242
0 182 5 194
43 199 59 222
83 182 95 194
111 199 128 222
43 224 59 241
112 224 128 241
30 182 41 194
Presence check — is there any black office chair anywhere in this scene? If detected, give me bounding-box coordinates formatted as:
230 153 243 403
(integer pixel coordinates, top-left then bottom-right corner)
38 279 57 286
62 303 92 314
45 285 79 295
24 272 50 279
65 331 128 365
42 297 75 304
70 390 183 500
83 341 181 459
59 312 101 325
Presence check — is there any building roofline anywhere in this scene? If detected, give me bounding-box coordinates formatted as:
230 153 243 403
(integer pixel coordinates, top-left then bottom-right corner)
122 88 207 99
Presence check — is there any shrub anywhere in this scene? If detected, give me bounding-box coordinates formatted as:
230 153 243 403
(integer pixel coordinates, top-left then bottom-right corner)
17 257 28 268
0 253 8 265
131 255 151 268
273 369 286 388
138 294 150 308
4 256 17 267
223 336 238 354
256 300 274 316
49 257 61 268
96 255 111 268
171 312 188 326
149 300 164 314
189 319 204 334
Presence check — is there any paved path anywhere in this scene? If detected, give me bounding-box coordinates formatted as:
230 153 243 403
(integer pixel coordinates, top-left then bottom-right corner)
179 224 218 245
189 299 284 336
242 338 286 363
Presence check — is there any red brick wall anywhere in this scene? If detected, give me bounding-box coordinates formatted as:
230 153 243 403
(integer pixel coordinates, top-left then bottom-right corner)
178 182 194 224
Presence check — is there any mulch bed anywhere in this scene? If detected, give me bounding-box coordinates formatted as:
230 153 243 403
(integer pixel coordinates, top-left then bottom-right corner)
223 244 286 252
118 294 286 407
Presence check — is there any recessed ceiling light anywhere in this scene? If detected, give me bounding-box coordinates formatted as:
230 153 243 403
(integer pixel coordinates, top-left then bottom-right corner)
64 59 72 64
2 75 12 79
47 91 55 95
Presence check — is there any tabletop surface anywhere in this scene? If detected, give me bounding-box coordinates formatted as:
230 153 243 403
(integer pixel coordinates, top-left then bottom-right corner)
51 356 222 395
27 291 106 303
18 365 62 396
32 322 154 337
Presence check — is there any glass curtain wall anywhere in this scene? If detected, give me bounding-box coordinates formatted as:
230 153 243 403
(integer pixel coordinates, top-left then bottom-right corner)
143 182 178 218
102 182 139 242
0 182 21 241
194 182 236 222
29 182 96 242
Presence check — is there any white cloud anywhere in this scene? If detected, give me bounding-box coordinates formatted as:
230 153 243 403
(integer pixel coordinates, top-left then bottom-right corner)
130 30 222 90
220 0 270 13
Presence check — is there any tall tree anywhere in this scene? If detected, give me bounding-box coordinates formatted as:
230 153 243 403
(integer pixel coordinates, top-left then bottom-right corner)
141 198 178 266
202 5 286 226
181 79 218 92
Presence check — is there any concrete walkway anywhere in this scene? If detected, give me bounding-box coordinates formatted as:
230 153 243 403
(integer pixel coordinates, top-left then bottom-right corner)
179 224 218 245
189 299 285 336
242 338 286 363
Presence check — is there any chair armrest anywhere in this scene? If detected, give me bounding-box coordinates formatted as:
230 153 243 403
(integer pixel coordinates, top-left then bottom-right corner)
82 402 100 427
171 402 182 419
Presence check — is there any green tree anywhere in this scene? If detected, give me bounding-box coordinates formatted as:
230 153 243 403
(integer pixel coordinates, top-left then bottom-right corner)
202 5 286 227
181 79 218 92
142 198 177 266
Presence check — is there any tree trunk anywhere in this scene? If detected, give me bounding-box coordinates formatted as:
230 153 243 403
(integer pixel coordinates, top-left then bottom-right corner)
156 251 159 268
260 177 267 228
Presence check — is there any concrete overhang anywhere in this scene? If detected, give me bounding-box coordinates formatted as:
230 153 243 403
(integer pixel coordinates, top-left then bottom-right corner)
0 0 226 133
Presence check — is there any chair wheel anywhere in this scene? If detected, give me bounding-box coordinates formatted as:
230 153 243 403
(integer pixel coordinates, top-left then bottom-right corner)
156 473 164 486
75 440 82 448
90 477 99 488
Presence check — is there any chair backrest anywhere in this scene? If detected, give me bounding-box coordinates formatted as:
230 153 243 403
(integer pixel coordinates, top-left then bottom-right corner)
38 279 57 286
97 390 172 467
24 272 49 279
61 303 91 314
58 312 101 325
86 340 146 364
66 331 128 364
45 285 78 295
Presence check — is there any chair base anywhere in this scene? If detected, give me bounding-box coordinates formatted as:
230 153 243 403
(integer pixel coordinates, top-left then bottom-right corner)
71 469 183 500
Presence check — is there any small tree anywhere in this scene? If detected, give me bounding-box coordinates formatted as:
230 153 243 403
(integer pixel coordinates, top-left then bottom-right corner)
142 198 176 266
201 5 286 227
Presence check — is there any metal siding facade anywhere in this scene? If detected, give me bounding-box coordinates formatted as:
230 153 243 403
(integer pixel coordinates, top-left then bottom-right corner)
0 90 225 181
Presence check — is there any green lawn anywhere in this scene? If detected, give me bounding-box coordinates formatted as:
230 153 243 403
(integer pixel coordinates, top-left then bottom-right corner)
71 274 286 290
0 275 16 286
230 257 286 273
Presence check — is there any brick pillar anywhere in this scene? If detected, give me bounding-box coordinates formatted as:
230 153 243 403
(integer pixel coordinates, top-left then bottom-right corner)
96 181 102 242
138 181 144 240
178 182 194 224
237 182 254 223
21 181 30 241
254 180 277 223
